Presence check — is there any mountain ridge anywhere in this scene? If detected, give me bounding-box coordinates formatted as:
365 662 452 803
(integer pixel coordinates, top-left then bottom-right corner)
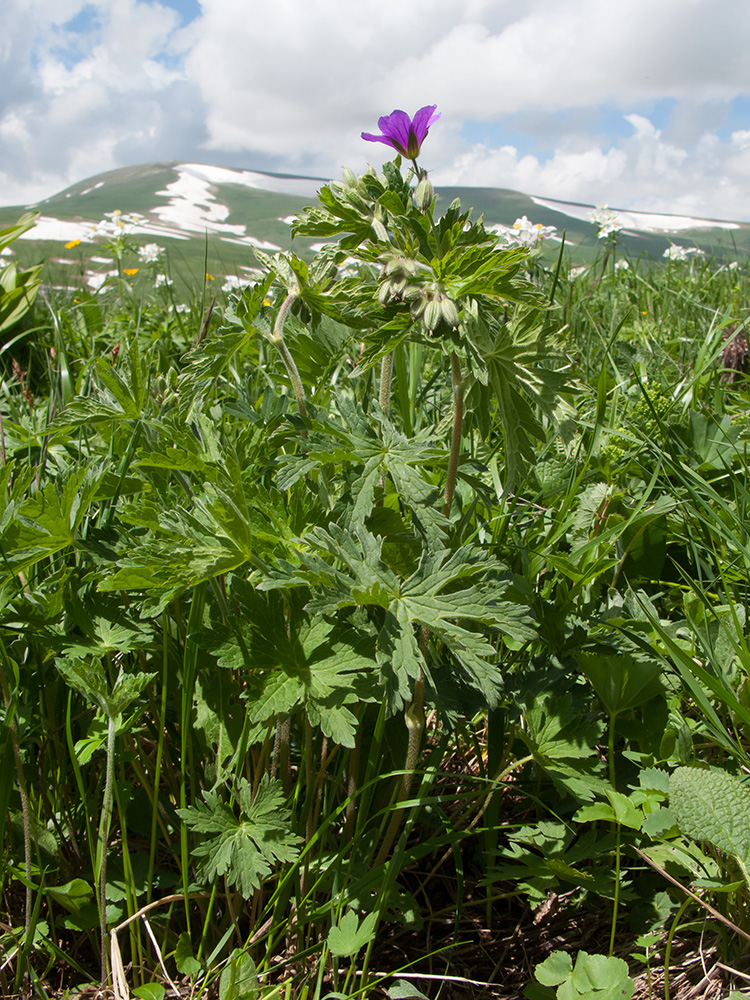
1 161 747 292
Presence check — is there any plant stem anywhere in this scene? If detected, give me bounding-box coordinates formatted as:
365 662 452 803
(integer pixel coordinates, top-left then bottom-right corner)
379 353 393 414
374 666 425 868
99 714 117 981
272 292 307 418
0 652 31 934
609 821 621 956
442 352 464 517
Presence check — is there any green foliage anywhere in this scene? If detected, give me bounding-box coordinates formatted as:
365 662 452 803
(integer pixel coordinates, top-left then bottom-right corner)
6 149 750 999
0 213 42 333
670 767 750 865
531 951 634 1000
327 910 378 957
177 776 301 898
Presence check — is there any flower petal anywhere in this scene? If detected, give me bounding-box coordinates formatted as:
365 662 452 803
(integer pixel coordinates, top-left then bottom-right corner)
410 105 441 143
377 109 412 151
361 132 396 147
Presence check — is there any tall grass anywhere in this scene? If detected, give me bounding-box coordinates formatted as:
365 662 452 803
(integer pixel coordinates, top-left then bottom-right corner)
2 194 750 1000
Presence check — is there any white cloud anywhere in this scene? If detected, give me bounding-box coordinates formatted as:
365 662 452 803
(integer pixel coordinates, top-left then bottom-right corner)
3 0 750 219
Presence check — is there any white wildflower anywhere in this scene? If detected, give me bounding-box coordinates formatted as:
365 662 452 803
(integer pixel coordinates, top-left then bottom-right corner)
663 244 705 261
614 259 630 271
493 216 557 249
138 243 164 264
154 273 173 288
591 205 624 238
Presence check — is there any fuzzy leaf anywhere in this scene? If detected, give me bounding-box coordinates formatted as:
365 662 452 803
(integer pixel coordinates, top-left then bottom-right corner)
670 767 750 863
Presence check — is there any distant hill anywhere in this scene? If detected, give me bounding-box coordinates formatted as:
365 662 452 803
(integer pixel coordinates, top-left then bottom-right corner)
1 161 747 294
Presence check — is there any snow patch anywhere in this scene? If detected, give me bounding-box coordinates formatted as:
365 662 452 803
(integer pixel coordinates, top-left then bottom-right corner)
531 196 741 233
177 162 325 198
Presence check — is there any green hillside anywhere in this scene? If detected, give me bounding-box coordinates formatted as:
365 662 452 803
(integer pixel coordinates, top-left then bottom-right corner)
1 161 749 295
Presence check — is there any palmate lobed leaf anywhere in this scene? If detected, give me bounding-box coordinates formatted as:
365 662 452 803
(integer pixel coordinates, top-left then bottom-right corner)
177 776 301 899
197 586 377 746
281 523 534 711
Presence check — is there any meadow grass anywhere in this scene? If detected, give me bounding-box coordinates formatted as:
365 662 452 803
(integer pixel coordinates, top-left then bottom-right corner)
2 178 750 1000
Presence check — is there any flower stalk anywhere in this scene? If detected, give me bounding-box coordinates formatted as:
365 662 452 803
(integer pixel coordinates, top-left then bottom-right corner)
442 353 464 517
271 292 307 418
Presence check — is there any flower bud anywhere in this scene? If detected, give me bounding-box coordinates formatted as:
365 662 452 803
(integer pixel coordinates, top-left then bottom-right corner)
342 166 357 187
415 177 434 213
378 282 393 306
424 298 443 331
440 297 460 328
372 218 389 243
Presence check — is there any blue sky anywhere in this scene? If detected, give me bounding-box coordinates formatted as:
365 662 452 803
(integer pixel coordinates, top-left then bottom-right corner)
3 0 750 220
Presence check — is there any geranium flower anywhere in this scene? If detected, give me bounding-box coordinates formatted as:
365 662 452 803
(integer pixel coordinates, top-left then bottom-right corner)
362 105 440 159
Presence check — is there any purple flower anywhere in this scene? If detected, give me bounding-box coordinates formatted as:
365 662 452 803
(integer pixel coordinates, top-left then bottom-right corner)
361 105 441 159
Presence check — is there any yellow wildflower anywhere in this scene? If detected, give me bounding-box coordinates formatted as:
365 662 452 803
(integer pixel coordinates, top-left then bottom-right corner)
206 273 215 281
123 268 139 276
65 239 81 249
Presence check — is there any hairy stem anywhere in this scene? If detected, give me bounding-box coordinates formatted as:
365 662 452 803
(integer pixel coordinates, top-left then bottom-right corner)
379 353 393 497
379 353 393 413
272 292 307 418
442 352 464 517
374 628 427 868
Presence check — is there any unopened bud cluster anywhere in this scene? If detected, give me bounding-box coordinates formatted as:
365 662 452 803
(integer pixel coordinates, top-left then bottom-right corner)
378 254 459 332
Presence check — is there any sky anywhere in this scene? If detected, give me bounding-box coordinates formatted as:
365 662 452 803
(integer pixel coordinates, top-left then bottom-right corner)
3 0 750 221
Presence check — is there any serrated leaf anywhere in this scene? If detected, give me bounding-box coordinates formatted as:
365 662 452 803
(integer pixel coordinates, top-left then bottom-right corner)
671 767 750 863
177 776 301 898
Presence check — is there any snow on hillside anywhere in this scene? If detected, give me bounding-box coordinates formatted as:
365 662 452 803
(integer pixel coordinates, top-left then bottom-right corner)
531 196 741 234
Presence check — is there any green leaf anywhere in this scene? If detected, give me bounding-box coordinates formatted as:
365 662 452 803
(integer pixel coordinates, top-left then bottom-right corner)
670 767 750 863
198 586 377 746
535 951 573 987
280 523 534 711
219 949 258 1000
386 981 430 1000
56 657 155 720
327 910 378 957
577 650 664 717
46 878 94 914
177 776 301 898
175 932 202 976
536 951 633 1000
132 985 166 1000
